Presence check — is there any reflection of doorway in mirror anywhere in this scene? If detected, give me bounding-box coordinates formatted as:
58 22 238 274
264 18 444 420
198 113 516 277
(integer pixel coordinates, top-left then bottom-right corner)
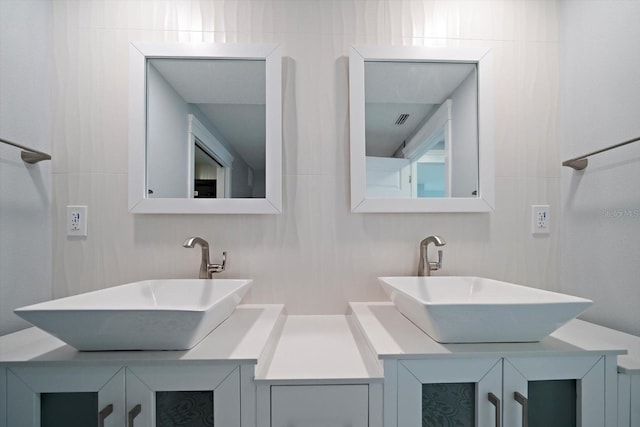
365 100 452 199
193 143 224 198
402 100 452 199
187 115 234 199
413 146 447 198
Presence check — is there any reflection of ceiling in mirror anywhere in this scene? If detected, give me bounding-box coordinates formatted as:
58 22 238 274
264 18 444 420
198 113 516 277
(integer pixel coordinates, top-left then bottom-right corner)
149 59 266 170
364 61 475 158
198 104 266 170
366 103 436 157
195 143 221 169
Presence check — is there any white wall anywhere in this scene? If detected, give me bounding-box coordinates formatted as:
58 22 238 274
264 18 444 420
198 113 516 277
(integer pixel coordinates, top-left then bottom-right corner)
450 70 478 197
0 0 53 334
559 0 640 336
146 63 190 198
51 0 561 314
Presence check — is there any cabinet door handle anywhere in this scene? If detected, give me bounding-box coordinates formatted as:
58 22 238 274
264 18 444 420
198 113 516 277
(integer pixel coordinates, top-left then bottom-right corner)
98 404 113 427
487 392 501 427
514 391 528 427
128 404 142 427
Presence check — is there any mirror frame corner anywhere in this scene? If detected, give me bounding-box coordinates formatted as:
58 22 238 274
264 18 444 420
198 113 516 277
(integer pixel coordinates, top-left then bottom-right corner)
128 42 282 214
349 45 494 213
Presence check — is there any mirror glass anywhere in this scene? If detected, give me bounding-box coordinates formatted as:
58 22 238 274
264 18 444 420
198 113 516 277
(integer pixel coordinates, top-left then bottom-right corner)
350 46 494 213
129 43 281 214
365 61 477 199
146 58 266 199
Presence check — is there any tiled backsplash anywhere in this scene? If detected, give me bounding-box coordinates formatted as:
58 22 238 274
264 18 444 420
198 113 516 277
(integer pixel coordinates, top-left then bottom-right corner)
51 0 560 314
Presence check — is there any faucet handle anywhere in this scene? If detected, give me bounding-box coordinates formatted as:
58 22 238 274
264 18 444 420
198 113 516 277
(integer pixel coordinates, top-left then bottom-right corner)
208 251 227 274
429 250 444 272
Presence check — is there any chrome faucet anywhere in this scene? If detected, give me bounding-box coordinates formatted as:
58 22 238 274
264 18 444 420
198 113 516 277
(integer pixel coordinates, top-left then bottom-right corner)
418 235 446 276
183 237 227 279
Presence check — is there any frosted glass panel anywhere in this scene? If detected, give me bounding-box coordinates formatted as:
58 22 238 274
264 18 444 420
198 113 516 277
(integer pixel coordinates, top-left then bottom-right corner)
156 390 214 427
528 380 576 427
422 383 475 427
41 392 98 427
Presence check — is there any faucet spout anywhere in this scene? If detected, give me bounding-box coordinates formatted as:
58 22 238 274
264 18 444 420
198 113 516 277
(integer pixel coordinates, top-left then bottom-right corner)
183 237 226 279
418 235 446 276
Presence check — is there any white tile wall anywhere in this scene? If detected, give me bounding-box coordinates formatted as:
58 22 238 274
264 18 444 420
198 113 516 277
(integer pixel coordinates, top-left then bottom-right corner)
559 0 640 336
51 0 561 314
0 0 53 334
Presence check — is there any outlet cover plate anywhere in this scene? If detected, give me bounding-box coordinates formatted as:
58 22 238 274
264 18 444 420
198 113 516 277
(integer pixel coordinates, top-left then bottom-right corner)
532 204 550 235
67 205 88 237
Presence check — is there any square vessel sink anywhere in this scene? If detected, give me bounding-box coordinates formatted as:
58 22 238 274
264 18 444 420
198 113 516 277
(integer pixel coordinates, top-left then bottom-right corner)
15 279 252 351
379 276 592 343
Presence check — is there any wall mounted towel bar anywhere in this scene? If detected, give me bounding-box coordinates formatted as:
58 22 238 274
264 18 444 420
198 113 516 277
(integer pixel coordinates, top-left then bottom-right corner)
0 137 51 164
563 136 640 170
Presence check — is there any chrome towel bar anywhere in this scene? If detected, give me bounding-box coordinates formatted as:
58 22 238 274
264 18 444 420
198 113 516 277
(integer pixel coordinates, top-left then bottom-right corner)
563 136 640 170
0 137 51 164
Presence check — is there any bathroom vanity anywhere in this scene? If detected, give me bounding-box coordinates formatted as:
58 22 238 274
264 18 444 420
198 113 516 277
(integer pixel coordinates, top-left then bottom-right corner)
1 303 636 427
0 304 285 427
348 302 630 427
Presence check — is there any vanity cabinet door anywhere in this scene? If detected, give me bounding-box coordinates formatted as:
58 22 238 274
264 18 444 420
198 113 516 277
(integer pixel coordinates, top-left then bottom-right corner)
397 358 502 427
1 367 7 427
618 372 640 427
503 355 605 427
6 365 125 427
126 363 240 427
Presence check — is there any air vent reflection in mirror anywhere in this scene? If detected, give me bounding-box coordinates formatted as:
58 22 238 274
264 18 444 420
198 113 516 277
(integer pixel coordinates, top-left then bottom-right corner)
395 113 410 125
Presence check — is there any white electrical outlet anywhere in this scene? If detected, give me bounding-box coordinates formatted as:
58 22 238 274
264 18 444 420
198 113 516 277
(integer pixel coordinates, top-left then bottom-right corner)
531 205 550 235
67 205 88 237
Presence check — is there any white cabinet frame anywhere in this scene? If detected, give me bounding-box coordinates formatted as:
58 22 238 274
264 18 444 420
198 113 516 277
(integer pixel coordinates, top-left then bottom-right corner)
618 372 640 427
5 362 247 427
503 355 605 427
397 358 502 427
0 367 6 427
126 363 241 427
392 355 612 427
7 365 125 427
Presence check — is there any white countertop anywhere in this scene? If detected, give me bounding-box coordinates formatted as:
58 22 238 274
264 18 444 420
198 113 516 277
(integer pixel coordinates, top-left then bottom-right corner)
255 315 383 384
0 304 285 365
349 302 628 361
3 301 636 379
553 318 640 374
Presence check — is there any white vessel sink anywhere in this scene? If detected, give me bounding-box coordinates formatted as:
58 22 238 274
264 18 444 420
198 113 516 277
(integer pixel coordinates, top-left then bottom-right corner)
379 276 592 343
15 279 252 351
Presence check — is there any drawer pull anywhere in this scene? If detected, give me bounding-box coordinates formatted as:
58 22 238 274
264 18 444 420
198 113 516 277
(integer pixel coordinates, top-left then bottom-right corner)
514 391 528 427
98 404 113 427
487 392 501 427
128 404 142 427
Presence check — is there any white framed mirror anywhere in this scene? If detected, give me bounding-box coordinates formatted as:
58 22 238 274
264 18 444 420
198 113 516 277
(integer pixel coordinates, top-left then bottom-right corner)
129 42 282 214
349 45 494 213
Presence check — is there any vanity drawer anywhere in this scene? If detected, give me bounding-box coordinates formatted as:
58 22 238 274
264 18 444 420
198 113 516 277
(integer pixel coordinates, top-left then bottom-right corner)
270 384 368 427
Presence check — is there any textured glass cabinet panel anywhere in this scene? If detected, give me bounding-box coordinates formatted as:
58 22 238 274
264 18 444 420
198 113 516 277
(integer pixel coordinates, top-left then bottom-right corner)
41 392 98 427
156 390 214 427
528 380 576 427
422 382 475 427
